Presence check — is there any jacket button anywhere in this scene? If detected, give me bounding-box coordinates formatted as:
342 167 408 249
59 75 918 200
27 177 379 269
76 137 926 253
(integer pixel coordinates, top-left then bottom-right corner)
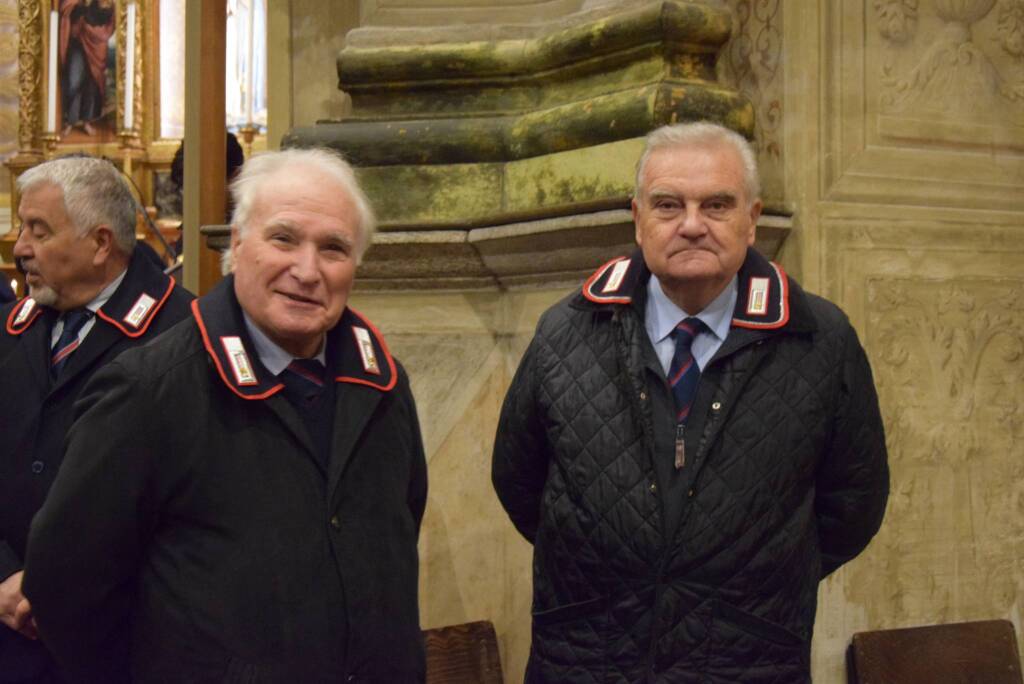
688 488 695 497
711 401 722 411
31 460 44 474
649 483 657 494
330 516 341 530
639 391 647 401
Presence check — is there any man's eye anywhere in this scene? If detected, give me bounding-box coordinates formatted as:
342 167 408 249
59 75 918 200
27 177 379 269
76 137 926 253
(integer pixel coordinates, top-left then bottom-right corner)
322 243 350 257
270 233 294 244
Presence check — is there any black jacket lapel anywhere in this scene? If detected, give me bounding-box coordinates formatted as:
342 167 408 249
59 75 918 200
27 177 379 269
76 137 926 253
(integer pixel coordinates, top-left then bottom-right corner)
4 300 54 395
325 308 397 503
192 277 316 461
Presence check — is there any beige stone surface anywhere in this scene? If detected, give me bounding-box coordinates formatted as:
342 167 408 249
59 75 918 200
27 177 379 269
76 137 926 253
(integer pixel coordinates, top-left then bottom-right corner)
351 288 570 681
305 1 1024 682
801 1 1024 680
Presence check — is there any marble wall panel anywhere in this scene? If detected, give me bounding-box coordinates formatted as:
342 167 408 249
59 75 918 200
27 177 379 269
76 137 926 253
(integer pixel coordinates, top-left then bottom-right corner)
812 214 1024 681
717 0 784 207
350 287 570 683
360 0 585 27
821 1 1024 211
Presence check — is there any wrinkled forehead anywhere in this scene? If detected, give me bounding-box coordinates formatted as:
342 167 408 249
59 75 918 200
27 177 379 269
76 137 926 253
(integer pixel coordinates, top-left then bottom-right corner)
250 165 356 219
641 144 749 194
18 181 70 218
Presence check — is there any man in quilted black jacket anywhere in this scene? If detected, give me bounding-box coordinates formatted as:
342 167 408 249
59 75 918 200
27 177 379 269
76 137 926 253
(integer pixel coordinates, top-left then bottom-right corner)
492 122 889 683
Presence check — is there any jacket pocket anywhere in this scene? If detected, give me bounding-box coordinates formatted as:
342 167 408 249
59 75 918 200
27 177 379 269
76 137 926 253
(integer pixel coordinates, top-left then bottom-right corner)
223 656 261 683
714 600 805 648
532 595 606 628
529 596 610 678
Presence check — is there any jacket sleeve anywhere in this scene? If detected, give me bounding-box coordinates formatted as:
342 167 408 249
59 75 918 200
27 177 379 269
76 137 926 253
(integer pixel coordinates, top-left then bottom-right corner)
0 542 20 582
400 369 428 535
23 359 163 683
815 323 890 577
491 332 552 544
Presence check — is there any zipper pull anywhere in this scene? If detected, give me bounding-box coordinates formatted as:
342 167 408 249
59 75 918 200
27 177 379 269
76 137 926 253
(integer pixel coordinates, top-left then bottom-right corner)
675 423 686 470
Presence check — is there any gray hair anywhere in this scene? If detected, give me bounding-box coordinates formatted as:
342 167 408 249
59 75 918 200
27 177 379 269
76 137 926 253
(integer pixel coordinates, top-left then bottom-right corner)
634 121 761 204
224 148 376 273
17 156 138 253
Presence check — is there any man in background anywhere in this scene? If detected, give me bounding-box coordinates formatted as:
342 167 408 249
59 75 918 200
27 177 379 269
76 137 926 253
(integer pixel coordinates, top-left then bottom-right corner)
0 156 193 682
493 122 889 682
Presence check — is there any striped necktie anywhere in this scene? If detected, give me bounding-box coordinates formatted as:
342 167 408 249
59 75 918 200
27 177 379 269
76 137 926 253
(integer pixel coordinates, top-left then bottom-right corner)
278 359 327 408
51 309 93 378
668 317 705 423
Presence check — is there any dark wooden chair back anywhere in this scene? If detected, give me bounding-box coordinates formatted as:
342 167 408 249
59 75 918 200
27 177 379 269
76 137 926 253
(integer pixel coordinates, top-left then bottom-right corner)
848 619 1023 683
423 620 504 684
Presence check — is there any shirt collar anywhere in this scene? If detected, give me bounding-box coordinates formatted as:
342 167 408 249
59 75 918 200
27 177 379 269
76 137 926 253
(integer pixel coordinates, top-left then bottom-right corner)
83 268 127 315
646 274 738 344
242 311 326 376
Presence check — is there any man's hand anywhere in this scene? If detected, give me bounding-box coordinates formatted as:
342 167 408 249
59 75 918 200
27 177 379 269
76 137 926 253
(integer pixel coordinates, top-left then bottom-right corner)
0 571 38 639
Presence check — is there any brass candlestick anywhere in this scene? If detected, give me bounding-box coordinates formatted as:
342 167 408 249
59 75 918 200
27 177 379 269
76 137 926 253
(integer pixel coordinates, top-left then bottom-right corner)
41 133 59 159
238 124 258 158
119 130 139 177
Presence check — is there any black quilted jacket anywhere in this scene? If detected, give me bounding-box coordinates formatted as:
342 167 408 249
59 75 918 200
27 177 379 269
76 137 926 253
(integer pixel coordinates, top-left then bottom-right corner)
493 248 889 683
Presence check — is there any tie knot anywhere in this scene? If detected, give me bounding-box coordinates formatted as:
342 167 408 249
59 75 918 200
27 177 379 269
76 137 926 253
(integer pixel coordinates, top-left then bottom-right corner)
62 308 93 333
673 317 704 345
286 359 326 387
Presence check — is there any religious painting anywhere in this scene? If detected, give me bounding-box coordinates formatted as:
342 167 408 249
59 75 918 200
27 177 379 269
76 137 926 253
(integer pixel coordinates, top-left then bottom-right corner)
58 0 117 141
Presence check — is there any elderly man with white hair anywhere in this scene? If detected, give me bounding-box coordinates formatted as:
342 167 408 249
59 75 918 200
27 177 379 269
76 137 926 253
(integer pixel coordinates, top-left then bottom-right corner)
0 156 193 683
493 122 889 683
25 148 428 683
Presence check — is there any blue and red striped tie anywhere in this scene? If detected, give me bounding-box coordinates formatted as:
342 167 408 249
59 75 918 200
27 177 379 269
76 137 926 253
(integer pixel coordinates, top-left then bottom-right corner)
279 358 326 407
668 317 705 423
51 309 92 378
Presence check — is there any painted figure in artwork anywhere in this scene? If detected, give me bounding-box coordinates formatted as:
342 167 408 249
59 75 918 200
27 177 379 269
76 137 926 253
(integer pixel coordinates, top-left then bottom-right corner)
60 0 115 136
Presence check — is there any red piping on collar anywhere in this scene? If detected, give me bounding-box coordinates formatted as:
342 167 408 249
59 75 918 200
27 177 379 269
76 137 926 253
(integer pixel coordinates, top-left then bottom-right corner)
96 276 177 338
732 261 790 330
191 299 283 401
582 256 632 305
5 297 43 335
338 307 397 392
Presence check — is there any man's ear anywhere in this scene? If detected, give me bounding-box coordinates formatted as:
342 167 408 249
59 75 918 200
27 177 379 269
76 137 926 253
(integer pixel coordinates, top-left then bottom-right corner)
746 200 762 246
90 226 116 266
224 226 242 274
632 197 642 247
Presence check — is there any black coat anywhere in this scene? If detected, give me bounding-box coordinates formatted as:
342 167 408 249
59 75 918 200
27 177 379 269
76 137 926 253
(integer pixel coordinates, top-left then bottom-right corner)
492 248 889 683
0 250 193 680
23 276 428 683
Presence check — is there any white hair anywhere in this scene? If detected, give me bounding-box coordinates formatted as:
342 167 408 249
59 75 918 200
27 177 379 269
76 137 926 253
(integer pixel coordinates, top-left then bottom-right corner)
17 156 138 253
634 121 761 204
222 148 376 274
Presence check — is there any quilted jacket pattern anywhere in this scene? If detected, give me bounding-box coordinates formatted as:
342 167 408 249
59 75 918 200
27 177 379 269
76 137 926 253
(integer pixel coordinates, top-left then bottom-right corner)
493 249 889 683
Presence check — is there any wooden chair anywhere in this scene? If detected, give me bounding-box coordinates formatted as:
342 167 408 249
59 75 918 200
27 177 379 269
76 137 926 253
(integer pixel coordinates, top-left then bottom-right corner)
423 620 504 684
848 619 1023 683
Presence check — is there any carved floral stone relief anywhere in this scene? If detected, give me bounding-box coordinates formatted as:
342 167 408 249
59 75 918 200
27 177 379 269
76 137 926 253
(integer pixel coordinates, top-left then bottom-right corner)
874 0 1024 125
718 0 783 204
845 273 1024 627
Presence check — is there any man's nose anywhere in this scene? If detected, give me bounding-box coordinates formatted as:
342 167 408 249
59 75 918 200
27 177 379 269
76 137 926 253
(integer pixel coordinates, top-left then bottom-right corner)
13 229 31 258
290 245 320 283
677 205 706 238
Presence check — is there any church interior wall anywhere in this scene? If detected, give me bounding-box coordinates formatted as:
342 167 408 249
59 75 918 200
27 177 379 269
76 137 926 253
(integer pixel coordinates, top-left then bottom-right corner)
0 0 1020 681
328 1 1024 681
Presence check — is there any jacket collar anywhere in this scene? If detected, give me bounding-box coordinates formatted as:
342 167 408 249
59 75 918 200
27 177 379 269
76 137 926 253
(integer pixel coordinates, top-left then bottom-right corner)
4 248 178 338
193 275 397 401
575 247 816 334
